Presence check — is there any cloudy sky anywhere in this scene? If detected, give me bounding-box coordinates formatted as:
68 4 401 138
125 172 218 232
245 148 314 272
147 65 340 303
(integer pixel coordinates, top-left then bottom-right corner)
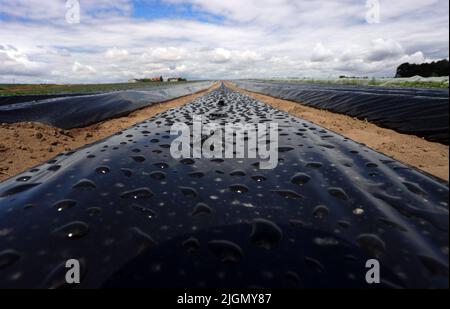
0 0 448 83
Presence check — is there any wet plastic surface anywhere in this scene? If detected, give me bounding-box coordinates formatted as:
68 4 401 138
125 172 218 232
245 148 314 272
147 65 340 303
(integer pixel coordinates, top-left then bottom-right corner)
0 93 101 107
0 86 448 288
234 80 449 144
0 82 213 129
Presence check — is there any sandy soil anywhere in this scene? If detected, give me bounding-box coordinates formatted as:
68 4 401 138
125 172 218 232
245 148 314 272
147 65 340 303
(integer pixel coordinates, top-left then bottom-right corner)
227 82 449 182
0 83 218 182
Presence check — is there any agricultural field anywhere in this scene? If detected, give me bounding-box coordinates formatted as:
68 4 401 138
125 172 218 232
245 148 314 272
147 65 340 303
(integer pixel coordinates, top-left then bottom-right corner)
261 76 449 89
0 81 194 96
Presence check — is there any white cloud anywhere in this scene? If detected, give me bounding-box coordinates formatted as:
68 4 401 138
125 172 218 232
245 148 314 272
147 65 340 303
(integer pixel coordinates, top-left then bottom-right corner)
142 47 188 62
311 43 334 62
105 47 129 60
0 0 448 82
0 44 45 76
366 38 405 62
209 48 233 63
72 61 96 74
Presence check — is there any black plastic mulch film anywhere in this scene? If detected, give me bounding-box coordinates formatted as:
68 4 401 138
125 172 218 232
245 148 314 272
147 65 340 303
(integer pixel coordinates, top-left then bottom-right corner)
0 82 213 129
0 85 448 288
234 80 450 145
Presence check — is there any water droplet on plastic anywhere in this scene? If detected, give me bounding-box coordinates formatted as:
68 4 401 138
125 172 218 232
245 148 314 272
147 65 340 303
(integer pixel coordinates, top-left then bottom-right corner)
229 184 249 194
306 162 322 168
272 190 303 199
188 172 205 179
353 208 365 215
183 237 200 254
313 205 329 219
87 207 102 216
121 188 154 199
230 170 246 177
328 187 349 201
250 218 283 250
356 234 385 258
0 250 21 270
180 187 198 198
96 166 110 174
208 240 243 264
53 199 77 212
121 168 133 177
291 173 311 185
180 158 195 165
53 221 89 239
131 155 146 163
251 175 267 182
192 203 213 217
147 171 166 181
154 162 169 169
129 227 157 254
277 146 294 153
73 179 96 189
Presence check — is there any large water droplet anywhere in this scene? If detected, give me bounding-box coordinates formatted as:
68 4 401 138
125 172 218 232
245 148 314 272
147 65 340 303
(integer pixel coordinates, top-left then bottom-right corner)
87 207 102 216
306 162 322 168
304 257 325 273
229 184 249 194
250 218 283 250
313 205 329 219
53 199 77 212
192 203 213 217
154 162 169 169
251 175 267 182
53 221 89 239
96 166 110 174
180 158 195 165
277 146 294 153
188 172 205 179
129 227 157 254
121 188 154 199
230 170 246 177
180 187 198 198
328 187 349 201
208 240 243 264
73 179 96 189
356 234 385 258
0 250 21 270
271 190 303 199
285 271 302 286
48 165 61 172
150 172 166 180
291 173 311 185
131 156 146 163
183 237 200 254
16 176 31 182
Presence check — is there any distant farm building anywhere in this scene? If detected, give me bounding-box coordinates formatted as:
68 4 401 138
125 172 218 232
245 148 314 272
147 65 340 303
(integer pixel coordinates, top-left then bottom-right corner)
133 76 164 83
168 77 187 82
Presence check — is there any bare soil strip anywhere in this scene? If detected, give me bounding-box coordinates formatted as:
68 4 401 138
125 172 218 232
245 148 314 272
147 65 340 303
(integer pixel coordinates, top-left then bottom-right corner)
0 83 218 182
227 82 449 182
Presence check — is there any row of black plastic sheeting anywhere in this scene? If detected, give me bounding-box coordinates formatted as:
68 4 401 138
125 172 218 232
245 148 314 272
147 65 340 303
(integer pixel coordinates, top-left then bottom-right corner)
0 82 213 129
0 86 447 288
234 80 449 145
